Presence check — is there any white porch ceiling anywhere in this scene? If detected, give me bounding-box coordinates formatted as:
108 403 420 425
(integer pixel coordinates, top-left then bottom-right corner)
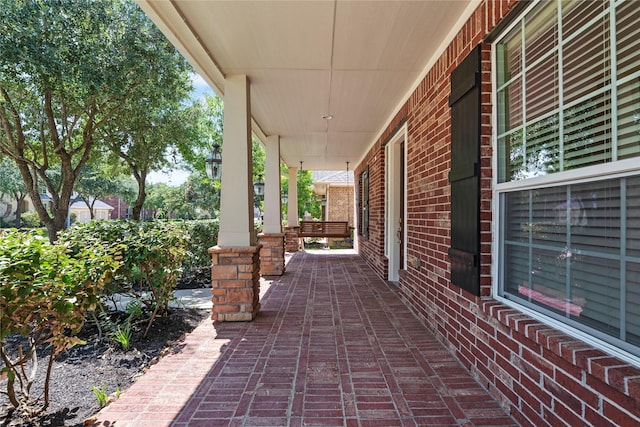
138 0 479 171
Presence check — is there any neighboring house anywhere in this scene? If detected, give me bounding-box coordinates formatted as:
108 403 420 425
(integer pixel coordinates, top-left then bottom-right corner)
0 192 114 225
142 1 640 425
311 170 354 246
311 170 354 223
0 192 51 226
0 195 13 225
70 198 114 224
102 195 131 220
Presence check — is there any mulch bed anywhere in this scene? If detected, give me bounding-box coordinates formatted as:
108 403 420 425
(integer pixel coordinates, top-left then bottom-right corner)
1 307 210 427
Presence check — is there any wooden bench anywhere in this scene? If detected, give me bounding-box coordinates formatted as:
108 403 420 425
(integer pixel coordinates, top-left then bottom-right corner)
298 221 352 238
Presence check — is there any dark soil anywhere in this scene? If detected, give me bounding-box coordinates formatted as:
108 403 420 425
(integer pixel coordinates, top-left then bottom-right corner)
176 270 210 290
0 307 210 427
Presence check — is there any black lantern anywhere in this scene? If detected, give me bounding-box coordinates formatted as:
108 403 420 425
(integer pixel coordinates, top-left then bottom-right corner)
281 190 288 205
205 144 222 180
253 174 265 198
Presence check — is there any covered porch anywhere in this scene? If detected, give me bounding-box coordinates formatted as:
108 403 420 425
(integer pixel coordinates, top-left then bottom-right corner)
135 1 482 321
92 250 516 426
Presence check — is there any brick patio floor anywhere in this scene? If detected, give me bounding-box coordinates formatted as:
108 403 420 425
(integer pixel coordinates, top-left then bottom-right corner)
92 250 518 427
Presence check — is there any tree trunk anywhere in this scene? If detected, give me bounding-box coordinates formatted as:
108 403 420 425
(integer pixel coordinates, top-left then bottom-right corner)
13 194 26 228
4 89 94 242
132 177 146 221
82 197 96 220
12 158 66 242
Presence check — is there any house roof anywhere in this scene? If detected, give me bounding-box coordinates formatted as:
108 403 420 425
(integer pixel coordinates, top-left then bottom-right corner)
312 170 355 185
137 1 479 171
70 199 114 211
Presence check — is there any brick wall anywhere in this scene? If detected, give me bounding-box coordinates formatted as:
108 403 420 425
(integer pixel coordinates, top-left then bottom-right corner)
355 1 640 426
102 196 129 220
355 105 407 280
326 186 354 225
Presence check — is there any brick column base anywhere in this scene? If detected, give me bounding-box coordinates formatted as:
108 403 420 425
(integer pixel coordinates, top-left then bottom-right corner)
208 245 262 322
284 226 300 252
258 233 285 276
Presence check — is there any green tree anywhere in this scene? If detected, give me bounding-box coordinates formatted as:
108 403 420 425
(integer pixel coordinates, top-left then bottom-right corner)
185 171 220 218
0 157 28 227
0 0 191 240
176 93 224 217
279 165 320 221
75 164 131 220
143 182 196 219
189 93 224 174
102 99 200 221
180 94 265 219
297 170 320 220
252 139 265 210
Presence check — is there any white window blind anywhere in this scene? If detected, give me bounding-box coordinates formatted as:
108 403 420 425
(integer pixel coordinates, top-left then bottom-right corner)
495 0 640 355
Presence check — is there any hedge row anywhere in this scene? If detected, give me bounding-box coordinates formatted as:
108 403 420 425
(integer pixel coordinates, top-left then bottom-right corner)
0 219 219 415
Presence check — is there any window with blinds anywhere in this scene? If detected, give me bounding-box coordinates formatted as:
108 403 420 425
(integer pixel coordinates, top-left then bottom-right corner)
495 0 640 356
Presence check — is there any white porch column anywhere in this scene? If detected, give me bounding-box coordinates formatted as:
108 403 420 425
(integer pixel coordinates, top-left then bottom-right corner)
287 166 299 227
258 135 285 275
218 75 255 247
262 135 282 234
210 75 260 321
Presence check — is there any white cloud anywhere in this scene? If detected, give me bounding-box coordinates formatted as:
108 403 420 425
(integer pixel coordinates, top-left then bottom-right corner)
147 170 190 186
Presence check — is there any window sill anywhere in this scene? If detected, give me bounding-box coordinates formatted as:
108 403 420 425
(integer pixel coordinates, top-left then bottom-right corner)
481 298 640 403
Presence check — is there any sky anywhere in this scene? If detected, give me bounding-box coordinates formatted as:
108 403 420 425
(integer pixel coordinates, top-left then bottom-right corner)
147 73 216 186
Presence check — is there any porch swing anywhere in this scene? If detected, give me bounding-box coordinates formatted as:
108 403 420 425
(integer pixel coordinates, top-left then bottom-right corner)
298 221 351 238
298 161 353 239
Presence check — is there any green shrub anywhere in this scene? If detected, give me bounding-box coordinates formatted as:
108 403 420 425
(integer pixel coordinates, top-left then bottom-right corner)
60 220 191 335
0 229 119 415
180 219 219 281
19 212 42 228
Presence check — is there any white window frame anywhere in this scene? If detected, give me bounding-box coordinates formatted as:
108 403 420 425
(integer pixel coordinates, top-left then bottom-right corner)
491 0 640 365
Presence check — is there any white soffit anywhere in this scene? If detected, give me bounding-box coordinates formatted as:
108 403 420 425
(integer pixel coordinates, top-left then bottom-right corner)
138 0 478 171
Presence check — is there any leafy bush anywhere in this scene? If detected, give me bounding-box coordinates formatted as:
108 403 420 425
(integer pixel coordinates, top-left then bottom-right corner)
0 229 119 415
180 219 218 281
63 219 219 290
60 220 191 335
19 212 42 228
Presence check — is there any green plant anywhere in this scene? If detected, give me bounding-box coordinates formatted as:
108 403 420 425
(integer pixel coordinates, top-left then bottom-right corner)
92 385 109 408
180 219 218 281
19 212 42 228
0 229 119 415
110 323 132 351
60 220 190 336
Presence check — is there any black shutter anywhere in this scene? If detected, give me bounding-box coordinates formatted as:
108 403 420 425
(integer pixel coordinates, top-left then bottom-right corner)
448 45 482 296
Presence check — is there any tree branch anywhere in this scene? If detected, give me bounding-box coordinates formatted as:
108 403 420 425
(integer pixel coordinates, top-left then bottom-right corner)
43 88 65 157
0 87 25 155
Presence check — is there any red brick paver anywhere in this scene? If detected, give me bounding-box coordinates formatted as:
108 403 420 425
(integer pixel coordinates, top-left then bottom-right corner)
93 250 518 427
